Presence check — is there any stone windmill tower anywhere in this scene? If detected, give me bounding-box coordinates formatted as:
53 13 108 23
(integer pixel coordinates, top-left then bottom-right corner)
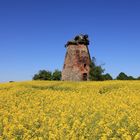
62 34 91 81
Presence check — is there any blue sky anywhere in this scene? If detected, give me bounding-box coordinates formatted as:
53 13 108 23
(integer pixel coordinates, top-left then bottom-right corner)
0 0 140 82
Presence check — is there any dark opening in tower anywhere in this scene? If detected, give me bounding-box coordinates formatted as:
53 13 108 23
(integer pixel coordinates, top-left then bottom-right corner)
83 73 87 81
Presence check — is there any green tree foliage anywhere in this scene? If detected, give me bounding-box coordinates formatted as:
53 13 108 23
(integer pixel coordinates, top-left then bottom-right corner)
33 70 52 80
103 73 113 80
137 76 140 80
127 76 135 80
116 72 128 80
89 57 95 81
116 72 135 80
52 69 62 80
89 57 105 81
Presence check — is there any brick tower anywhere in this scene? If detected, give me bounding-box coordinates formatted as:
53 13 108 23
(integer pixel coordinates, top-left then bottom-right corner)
62 34 91 81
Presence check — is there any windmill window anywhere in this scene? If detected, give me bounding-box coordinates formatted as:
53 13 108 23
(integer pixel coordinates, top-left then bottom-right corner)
84 64 86 68
83 73 87 81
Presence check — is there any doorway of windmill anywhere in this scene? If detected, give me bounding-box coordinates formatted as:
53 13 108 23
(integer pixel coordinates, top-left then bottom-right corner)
83 73 87 81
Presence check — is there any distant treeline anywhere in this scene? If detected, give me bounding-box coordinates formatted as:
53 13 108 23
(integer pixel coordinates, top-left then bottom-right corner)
32 70 140 81
33 69 61 81
88 57 140 81
33 57 140 81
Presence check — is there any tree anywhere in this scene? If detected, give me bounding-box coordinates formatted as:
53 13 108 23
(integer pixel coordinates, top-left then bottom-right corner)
52 69 61 80
116 72 136 80
89 57 105 81
103 73 113 80
32 74 40 80
89 57 95 80
137 76 140 80
116 72 128 80
33 70 52 80
127 76 135 80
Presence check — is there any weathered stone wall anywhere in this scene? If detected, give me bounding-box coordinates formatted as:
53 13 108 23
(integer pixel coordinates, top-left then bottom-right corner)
62 44 91 81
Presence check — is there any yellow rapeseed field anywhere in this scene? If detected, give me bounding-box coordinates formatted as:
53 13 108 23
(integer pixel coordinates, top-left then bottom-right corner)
0 81 140 140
